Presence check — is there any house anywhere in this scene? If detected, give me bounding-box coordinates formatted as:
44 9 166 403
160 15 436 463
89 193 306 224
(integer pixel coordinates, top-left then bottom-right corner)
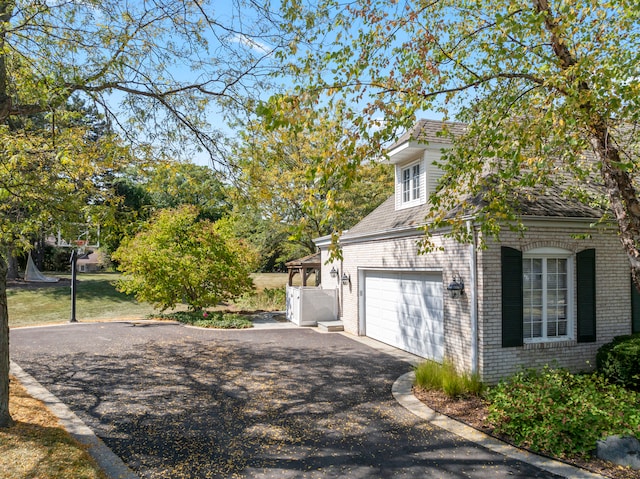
76 251 105 273
315 119 639 383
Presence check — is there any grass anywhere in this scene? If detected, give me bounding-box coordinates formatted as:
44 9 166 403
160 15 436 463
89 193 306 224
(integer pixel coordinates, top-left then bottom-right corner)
0 376 107 479
414 360 484 398
8 272 289 328
7 272 160 327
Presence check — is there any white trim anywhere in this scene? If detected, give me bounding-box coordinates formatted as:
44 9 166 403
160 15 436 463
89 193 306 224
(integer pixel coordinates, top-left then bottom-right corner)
387 141 426 164
467 220 478 375
396 158 426 210
522 248 575 344
524 247 573 256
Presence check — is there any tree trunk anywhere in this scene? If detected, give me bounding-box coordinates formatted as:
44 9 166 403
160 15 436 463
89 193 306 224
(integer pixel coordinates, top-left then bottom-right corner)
0 253 13 428
6 252 17 281
590 126 640 291
35 236 45 270
533 0 640 292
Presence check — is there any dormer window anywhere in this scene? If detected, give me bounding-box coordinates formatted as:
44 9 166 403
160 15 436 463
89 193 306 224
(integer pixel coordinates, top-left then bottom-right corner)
402 162 421 204
396 159 424 210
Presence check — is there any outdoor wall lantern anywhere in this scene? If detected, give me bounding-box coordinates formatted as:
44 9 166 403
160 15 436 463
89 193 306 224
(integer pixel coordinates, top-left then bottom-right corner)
341 272 351 286
330 266 339 279
446 275 465 298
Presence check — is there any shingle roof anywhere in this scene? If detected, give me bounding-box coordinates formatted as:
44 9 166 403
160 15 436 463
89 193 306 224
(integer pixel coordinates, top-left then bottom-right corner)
342 196 427 239
390 119 467 149
285 252 321 267
342 119 605 242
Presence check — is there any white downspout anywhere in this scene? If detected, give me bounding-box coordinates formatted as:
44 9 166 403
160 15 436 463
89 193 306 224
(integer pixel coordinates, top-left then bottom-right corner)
467 220 479 376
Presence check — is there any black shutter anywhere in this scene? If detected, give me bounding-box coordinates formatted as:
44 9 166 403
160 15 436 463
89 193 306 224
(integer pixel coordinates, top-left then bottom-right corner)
502 246 523 347
632 278 640 334
576 249 596 343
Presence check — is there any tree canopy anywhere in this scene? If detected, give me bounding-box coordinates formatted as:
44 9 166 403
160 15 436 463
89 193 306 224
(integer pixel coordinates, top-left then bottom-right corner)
113 205 257 311
0 0 293 427
1 0 290 163
279 0 640 281
231 101 392 265
99 161 231 254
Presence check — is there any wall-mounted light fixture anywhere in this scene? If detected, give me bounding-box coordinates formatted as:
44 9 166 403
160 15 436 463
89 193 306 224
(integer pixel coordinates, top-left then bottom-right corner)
446 275 465 298
330 266 338 279
341 273 351 286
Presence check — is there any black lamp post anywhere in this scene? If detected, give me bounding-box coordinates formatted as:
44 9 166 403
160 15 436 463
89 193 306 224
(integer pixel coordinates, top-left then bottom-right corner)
69 249 78 323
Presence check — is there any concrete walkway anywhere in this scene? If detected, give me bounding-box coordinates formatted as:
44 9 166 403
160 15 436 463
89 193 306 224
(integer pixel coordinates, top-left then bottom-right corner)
10 321 601 478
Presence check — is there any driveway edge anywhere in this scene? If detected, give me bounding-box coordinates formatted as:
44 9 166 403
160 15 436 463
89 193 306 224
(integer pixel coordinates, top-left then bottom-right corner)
392 371 605 479
10 360 139 479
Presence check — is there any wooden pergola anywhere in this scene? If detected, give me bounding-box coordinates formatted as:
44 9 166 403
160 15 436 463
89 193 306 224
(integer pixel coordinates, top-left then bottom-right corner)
285 252 321 286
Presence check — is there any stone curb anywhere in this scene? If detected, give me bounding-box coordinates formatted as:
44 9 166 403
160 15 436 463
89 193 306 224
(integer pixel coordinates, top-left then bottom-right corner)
392 371 606 479
10 360 139 479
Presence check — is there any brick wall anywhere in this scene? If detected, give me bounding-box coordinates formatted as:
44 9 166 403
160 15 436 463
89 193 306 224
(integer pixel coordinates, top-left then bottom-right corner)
318 221 632 384
478 224 632 383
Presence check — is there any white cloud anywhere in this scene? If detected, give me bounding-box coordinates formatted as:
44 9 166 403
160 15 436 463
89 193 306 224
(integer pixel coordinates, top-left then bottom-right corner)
230 33 272 55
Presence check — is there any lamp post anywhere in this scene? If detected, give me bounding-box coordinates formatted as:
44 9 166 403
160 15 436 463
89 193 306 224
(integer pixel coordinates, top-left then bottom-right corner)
69 249 78 323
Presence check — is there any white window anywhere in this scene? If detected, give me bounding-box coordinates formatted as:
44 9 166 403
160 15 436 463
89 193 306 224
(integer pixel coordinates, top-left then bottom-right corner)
402 167 411 202
522 248 573 342
411 163 420 200
401 161 421 205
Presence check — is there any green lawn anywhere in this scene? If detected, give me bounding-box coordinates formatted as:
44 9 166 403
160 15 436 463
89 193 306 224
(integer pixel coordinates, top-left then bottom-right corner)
7 272 289 328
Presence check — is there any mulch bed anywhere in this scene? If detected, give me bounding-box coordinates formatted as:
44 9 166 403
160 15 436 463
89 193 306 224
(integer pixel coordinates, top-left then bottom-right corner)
413 387 640 479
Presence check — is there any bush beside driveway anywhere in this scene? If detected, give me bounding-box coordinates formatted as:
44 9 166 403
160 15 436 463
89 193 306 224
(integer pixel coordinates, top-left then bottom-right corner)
10 322 562 479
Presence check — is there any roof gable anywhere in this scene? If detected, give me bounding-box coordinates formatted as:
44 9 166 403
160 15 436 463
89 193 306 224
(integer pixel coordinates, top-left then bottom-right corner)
341 119 605 243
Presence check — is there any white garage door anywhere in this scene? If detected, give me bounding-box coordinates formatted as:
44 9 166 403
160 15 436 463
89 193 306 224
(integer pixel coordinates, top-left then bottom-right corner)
364 271 444 361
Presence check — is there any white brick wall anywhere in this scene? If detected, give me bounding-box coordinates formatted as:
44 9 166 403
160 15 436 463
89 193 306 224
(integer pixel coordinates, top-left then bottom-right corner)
318 222 633 384
478 226 632 383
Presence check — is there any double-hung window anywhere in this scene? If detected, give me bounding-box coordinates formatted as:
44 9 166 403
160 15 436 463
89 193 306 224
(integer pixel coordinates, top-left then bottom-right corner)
401 161 421 205
502 246 595 348
522 254 571 341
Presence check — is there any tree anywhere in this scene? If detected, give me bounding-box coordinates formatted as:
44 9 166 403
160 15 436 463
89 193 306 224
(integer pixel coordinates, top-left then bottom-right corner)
99 162 230 254
280 1 640 278
231 100 392 264
0 100 132 427
113 206 257 311
144 162 231 223
0 0 291 427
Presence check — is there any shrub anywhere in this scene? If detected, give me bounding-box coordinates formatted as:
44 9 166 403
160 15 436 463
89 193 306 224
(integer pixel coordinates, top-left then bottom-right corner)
487 366 640 458
152 310 253 329
113 206 258 311
414 360 484 398
596 334 640 391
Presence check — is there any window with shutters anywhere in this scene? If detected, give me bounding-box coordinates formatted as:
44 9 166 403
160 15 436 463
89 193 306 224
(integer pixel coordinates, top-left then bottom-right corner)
502 246 594 348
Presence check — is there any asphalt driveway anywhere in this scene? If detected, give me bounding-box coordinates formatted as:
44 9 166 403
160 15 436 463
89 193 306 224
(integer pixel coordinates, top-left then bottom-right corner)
10 322 562 479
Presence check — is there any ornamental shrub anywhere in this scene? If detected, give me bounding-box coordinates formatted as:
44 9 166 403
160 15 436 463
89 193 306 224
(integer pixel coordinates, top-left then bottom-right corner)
487 366 640 458
113 206 258 311
152 310 253 329
414 360 484 398
596 333 640 391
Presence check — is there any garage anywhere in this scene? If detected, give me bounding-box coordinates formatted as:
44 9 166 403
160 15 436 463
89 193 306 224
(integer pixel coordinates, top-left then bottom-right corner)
363 270 444 361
